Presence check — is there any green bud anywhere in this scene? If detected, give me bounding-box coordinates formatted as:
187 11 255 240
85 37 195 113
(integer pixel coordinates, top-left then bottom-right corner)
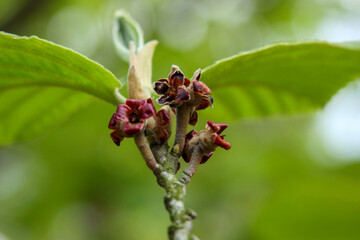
113 10 144 62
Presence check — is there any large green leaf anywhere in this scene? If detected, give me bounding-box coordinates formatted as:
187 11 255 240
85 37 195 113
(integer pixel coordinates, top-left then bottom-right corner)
0 32 123 105
201 42 360 121
0 87 91 146
0 32 124 146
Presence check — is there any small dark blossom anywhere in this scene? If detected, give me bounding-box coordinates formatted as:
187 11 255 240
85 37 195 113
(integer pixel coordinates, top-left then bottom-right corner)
182 121 231 163
191 69 213 111
108 98 156 146
145 98 171 144
186 69 213 126
154 65 191 107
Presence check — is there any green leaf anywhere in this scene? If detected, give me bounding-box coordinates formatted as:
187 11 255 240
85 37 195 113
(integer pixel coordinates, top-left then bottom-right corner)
201 42 360 121
0 31 124 105
0 32 125 146
0 87 91 146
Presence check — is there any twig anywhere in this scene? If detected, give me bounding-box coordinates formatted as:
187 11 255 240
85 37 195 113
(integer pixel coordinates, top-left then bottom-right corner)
172 105 191 156
157 167 198 240
134 132 160 174
179 148 202 185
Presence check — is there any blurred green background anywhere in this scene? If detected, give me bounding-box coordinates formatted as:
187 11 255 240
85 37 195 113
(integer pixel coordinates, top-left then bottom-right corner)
1 0 360 239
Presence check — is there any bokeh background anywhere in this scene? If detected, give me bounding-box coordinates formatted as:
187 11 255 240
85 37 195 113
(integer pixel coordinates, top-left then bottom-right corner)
1 0 360 239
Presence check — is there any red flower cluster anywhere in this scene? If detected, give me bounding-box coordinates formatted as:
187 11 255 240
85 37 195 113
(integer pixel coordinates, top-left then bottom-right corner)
154 66 213 120
182 121 231 164
154 66 191 107
108 98 170 146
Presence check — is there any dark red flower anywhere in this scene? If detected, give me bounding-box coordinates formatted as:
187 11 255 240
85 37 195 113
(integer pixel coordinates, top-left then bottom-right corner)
183 69 213 126
154 65 191 107
145 98 171 144
108 98 156 146
190 69 213 110
182 121 231 163
154 110 170 144
182 130 198 163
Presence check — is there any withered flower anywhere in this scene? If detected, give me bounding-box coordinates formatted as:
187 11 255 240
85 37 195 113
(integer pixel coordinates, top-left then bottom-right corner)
108 99 156 146
182 121 231 163
154 65 191 107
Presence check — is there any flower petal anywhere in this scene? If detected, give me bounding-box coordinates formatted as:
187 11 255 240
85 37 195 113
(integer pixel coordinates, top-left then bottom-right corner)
169 66 184 87
170 76 184 88
193 80 211 95
185 130 197 142
115 104 131 121
206 120 220 132
157 78 169 83
154 81 170 95
123 121 144 135
157 109 170 126
170 70 184 81
126 99 146 110
146 98 156 109
182 151 191 163
214 134 231 150
157 95 174 105
139 103 156 120
182 130 197 163
184 77 191 87
208 96 214 107
192 68 201 81
196 96 213 110
200 152 213 164
157 127 169 144
175 86 190 102
110 131 124 146
216 124 228 135
189 111 198 126
108 113 117 129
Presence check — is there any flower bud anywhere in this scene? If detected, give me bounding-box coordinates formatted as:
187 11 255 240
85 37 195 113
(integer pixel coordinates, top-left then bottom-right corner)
182 121 231 163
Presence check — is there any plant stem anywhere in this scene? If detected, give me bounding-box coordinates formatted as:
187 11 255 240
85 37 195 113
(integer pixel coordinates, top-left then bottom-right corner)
179 148 202 185
172 105 191 156
134 133 160 174
156 164 198 240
